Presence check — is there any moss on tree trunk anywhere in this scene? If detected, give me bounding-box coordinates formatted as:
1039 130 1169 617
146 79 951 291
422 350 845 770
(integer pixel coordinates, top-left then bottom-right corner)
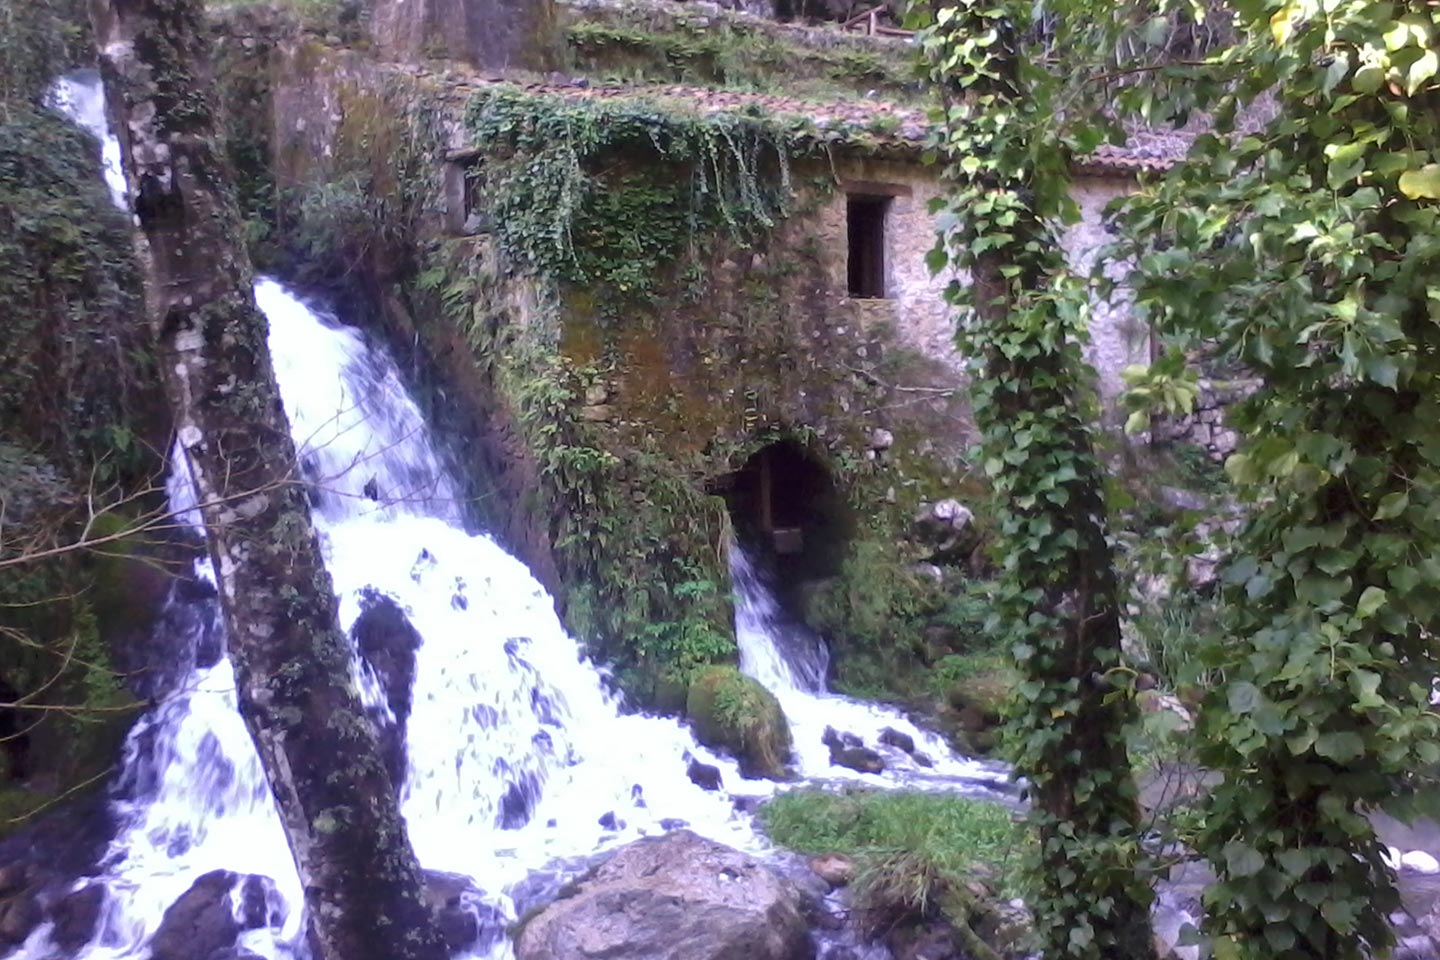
87 1 444 958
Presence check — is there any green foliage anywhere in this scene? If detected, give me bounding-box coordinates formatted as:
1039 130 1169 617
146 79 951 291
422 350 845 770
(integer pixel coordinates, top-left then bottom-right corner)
1120 348 1201 435
763 787 1022 941
912 0 1156 955
0 106 149 480
808 541 1003 701
1127 589 1221 694
1104 2 1440 956
0 0 89 108
563 18 914 98
686 665 791 778
763 787 1019 881
464 88 798 312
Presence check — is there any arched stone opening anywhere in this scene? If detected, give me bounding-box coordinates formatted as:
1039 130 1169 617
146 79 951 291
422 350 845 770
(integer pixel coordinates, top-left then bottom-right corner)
714 440 852 589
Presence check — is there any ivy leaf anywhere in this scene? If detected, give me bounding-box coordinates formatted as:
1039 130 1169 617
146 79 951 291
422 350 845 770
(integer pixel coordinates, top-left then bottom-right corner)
1399 164 1440 200
1354 62 1385 94
1355 586 1387 620
1269 3 1298 45
1374 490 1409 519
1315 731 1366 762
925 246 949 276
1228 681 1263 715
1350 668 1384 707
1407 49 1439 96
1225 840 1265 877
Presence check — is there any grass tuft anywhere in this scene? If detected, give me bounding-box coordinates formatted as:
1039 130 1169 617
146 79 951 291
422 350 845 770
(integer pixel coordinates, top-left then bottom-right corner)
762 788 1021 947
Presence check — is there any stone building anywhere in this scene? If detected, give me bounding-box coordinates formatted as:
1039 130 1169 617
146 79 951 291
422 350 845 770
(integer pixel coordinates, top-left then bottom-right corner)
238 0 1197 701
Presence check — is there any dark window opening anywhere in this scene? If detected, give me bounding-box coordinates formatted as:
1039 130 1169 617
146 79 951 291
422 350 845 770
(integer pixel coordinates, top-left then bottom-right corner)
443 156 486 235
847 195 890 299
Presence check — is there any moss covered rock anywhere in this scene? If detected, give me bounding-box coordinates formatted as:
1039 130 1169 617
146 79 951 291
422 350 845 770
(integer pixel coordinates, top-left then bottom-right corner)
939 664 1011 758
686 667 792 780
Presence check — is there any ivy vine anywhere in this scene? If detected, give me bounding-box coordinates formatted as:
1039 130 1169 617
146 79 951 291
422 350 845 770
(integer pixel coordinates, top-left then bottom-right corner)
463 89 798 311
911 1 1157 956
1109 1 1440 956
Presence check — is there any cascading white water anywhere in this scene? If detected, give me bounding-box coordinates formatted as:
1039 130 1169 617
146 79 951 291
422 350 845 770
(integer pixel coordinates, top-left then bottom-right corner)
34 66 1027 960
46 70 128 209
31 74 762 960
731 545 1012 794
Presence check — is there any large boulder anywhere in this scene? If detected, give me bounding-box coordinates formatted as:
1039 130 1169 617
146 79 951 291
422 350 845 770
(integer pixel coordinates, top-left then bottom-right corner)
149 871 241 960
517 830 812 960
686 667 792 780
911 499 979 566
149 870 283 960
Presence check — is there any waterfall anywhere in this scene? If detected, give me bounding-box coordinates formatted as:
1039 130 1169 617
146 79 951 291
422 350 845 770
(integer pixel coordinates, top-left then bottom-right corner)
46 70 128 210
29 74 760 960
32 68 1023 960
14 275 761 960
731 545 1012 794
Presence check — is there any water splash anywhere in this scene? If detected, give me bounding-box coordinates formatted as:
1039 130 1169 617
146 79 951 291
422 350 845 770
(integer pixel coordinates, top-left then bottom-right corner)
731 545 1012 794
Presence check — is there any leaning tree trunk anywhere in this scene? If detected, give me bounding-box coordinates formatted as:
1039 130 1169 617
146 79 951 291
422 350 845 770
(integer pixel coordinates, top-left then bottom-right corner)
918 2 1156 957
88 3 444 959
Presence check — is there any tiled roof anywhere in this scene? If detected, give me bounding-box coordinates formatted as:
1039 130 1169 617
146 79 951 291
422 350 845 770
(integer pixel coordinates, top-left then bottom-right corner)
431 70 1187 174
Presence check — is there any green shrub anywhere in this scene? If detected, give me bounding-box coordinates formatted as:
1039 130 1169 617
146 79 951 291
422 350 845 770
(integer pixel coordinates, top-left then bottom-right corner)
762 788 1023 940
686 666 791 779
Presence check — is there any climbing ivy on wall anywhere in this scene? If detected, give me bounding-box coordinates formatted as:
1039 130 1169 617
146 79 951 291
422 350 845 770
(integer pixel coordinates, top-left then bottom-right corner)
912 1 1156 956
464 88 798 310
439 90 834 698
1108 2 1440 956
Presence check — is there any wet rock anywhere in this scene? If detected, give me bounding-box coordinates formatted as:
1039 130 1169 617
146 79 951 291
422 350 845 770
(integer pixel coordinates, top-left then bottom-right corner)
911 499 978 565
912 751 934 768
830 745 885 775
808 855 854 888
0 893 41 946
149 870 241 960
423 871 506 954
499 773 542 829
506 853 610 920
660 818 689 831
517 830 811 960
351 589 422 788
878 727 916 755
236 875 284 931
51 883 105 952
597 811 625 832
887 922 959 960
0 864 25 897
687 758 724 792
687 667 792 780
732 795 765 815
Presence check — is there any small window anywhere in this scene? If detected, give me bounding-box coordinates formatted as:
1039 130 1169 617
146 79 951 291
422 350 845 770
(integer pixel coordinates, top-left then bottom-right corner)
443 155 485 235
847 195 890 299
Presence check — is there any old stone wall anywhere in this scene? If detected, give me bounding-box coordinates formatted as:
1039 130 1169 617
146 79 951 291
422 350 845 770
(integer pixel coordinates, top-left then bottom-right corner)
801 158 1153 405
367 0 561 72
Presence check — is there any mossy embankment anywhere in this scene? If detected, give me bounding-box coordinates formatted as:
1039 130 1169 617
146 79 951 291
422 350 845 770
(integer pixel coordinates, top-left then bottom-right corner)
0 0 170 834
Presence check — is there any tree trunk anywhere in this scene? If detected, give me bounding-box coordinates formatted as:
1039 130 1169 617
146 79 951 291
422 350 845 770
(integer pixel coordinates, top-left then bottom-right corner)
921 2 1156 957
88 3 444 959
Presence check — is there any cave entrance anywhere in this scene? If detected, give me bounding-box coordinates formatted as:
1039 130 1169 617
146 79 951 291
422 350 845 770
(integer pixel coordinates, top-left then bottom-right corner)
716 441 851 587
